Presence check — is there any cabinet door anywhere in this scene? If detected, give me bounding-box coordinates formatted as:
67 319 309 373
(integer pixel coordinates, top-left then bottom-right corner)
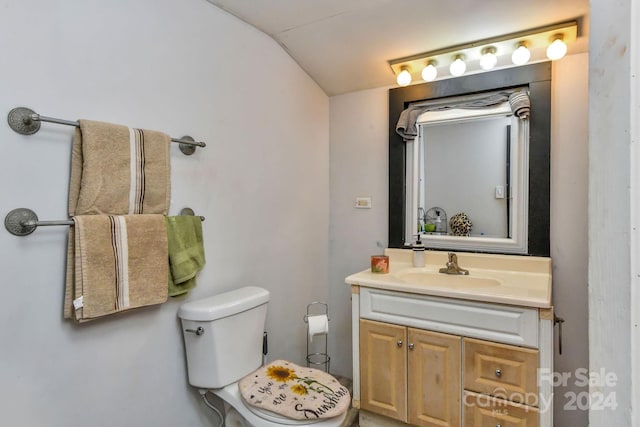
408 328 462 427
360 319 407 421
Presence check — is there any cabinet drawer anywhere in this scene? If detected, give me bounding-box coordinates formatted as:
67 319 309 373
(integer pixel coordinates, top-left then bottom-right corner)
360 288 539 347
464 338 538 405
464 391 538 427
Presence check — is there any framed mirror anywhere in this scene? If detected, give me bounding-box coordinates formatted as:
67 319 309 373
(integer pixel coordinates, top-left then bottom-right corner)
388 62 551 256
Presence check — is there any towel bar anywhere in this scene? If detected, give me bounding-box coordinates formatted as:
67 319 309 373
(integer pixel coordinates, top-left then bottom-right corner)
4 208 205 236
7 107 206 155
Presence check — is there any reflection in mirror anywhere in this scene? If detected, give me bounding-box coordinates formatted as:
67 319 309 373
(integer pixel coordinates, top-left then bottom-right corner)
422 112 511 237
404 92 529 253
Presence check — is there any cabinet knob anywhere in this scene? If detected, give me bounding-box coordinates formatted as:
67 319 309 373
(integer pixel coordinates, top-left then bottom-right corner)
396 340 403 347
496 424 502 427
408 343 415 350
495 368 502 378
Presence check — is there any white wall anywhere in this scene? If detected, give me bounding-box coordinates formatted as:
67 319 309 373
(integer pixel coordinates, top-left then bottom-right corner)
589 0 632 424
550 53 589 426
631 0 640 421
0 1 329 426
328 86 390 376
328 54 589 425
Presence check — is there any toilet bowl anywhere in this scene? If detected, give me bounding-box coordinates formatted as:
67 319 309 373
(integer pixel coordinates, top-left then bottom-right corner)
213 382 347 427
178 287 350 427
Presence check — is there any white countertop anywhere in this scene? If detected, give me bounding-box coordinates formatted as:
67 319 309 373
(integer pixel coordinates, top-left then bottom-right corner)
345 249 552 308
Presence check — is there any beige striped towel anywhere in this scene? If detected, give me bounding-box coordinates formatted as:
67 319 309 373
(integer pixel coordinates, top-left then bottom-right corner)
63 215 168 322
68 119 171 216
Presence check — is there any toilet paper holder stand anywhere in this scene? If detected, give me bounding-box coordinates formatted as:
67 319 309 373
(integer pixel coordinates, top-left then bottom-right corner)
303 302 330 373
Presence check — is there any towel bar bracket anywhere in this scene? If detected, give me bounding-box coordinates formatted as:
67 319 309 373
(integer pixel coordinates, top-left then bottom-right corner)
5 208 39 236
178 135 196 156
7 107 40 135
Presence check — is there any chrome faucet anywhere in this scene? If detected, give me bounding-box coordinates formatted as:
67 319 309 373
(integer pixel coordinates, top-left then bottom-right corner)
439 252 469 275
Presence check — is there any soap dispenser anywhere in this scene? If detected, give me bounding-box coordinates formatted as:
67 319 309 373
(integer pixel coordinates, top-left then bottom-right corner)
435 211 442 233
412 235 425 267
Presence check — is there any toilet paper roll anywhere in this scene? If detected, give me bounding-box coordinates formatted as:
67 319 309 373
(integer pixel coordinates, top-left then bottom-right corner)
307 314 329 343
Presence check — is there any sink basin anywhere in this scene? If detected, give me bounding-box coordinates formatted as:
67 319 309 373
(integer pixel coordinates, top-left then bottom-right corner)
394 269 501 289
345 249 552 308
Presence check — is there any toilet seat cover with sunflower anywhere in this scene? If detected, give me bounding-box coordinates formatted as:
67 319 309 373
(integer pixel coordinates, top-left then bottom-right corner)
238 360 351 420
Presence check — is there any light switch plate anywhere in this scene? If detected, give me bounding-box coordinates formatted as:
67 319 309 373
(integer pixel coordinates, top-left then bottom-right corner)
355 197 372 209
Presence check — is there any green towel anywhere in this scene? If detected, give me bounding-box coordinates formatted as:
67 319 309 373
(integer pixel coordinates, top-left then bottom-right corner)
165 215 205 297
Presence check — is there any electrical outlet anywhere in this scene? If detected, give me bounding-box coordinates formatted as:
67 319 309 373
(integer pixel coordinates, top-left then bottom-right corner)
355 197 372 209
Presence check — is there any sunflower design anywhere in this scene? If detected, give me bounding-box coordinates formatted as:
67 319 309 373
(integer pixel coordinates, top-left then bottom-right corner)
291 384 308 395
266 365 297 383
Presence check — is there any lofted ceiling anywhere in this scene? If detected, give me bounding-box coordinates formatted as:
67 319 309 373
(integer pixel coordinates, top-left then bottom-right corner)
206 0 590 96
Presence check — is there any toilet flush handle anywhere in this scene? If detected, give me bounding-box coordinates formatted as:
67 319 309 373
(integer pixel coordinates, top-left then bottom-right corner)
185 326 205 336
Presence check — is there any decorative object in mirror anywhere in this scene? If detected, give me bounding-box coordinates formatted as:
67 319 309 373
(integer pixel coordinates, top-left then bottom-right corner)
449 213 473 237
424 207 447 234
388 62 551 256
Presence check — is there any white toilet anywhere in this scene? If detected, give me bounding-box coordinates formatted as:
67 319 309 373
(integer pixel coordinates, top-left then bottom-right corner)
178 286 348 427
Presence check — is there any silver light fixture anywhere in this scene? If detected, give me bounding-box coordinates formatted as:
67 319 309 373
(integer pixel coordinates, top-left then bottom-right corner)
396 65 412 86
480 46 498 70
511 41 531 65
449 54 466 76
388 20 578 85
421 60 438 82
546 34 568 60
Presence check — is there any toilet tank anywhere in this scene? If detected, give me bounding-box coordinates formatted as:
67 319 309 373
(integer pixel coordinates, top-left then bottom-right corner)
178 286 270 389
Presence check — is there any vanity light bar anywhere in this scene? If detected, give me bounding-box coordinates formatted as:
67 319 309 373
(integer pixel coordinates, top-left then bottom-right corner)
389 20 578 85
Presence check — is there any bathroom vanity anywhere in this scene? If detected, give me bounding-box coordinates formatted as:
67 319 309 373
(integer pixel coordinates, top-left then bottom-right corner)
346 249 553 427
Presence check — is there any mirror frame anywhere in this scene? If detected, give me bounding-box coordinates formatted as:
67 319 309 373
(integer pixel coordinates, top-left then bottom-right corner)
388 62 551 256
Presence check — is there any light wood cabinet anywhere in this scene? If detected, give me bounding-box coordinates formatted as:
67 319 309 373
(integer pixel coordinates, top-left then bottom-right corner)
360 319 407 420
360 319 461 427
408 327 461 427
462 339 539 427
352 287 553 427
464 338 539 405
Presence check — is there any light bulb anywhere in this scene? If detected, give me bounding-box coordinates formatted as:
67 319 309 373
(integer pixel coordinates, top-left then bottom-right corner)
480 47 497 70
421 61 438 81
547 35 567 60
512 42 530 65
449 55 466 77
397 67 412 86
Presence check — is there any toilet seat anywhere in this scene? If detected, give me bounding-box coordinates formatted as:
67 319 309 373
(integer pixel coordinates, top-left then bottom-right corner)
213 382 347 427
243 401 322 425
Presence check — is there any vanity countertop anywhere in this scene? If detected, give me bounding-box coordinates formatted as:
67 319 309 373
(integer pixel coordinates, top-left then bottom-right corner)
345 249 552 308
